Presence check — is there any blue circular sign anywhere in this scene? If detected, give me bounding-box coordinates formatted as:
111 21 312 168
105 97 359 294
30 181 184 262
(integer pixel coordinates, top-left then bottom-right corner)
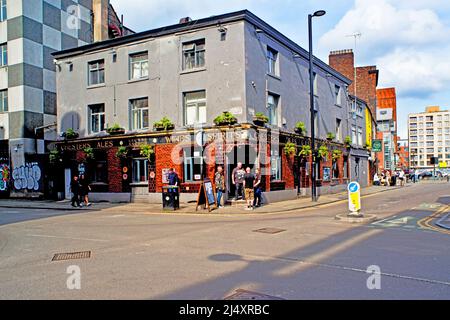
348 182 360 193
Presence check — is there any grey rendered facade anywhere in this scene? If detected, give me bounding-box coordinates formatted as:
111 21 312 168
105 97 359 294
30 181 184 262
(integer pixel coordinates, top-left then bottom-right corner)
55 11 351 141
0 0 93 197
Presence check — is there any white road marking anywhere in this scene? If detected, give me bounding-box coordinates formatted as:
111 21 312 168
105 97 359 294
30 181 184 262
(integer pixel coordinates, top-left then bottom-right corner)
27 234 109 243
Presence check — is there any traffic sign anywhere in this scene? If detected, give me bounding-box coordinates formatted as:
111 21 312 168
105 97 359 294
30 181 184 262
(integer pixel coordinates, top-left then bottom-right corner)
348 182 361 214
372 140 382 152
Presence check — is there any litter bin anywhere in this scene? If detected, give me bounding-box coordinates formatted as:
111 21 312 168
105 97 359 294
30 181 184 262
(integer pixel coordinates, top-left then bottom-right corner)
162 186 180 211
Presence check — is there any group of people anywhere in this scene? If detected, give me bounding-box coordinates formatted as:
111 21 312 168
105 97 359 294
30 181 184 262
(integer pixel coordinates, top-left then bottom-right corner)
70 175 91 208
215 162 263 211
373 170 406 187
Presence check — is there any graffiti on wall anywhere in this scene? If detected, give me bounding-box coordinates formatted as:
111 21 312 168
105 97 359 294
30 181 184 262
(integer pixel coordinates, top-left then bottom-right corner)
0 164 9 191
12 163 42 191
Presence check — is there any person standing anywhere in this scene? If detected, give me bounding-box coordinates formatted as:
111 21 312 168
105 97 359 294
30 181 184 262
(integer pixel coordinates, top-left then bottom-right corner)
70 175 81 208
167 168 179 194
232 162 245 201
243 167 255 210
214 166 226 208
253 168 262 207
79 175 91 207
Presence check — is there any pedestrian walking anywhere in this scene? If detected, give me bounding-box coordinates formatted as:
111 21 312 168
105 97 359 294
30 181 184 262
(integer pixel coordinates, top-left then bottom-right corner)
232 162 245 201
253 168 263 207
214 166 225 208
414 169 419 183
79 175 91 207
243 167 255 210
70 175 81 208
398 170 405 186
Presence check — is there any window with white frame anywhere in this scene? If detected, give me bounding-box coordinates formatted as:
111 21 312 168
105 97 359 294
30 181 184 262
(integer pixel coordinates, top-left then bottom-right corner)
267 93 279 126
88 60 105 86
0 0 6 22
130 52 148 80
351 125 357 145
270 150 281 181
0 89 7 112
267 46 279 76
88 104 105 133
182 40 205 70
130 97 149 130
184 91 206 126
334 85 341 105
183 147 203 182
0 43 6 66
335 118 342 142
357 127 363 146
132 158 149 183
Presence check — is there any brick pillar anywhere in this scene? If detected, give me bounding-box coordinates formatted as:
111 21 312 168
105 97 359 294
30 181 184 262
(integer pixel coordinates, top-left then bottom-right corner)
107 147 123 193
155 144 183 193
282 152 295 189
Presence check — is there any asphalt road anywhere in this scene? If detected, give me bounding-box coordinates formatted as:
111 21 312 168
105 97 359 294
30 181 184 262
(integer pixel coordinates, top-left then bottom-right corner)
0 183 449 300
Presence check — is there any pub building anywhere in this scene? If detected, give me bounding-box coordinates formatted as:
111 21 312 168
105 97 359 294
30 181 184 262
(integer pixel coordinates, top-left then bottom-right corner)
51 10 367 203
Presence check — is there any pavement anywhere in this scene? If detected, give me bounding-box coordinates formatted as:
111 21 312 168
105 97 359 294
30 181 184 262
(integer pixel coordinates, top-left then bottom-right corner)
0 183 418 215
0 182 449 299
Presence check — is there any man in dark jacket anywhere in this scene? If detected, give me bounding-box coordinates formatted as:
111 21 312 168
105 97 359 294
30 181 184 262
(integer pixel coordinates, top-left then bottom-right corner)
70 175 81 208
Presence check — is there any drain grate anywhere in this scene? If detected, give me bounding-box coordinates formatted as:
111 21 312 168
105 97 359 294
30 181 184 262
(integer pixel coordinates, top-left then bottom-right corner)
52 251 91 262
225 289 284 300
253 228 286 234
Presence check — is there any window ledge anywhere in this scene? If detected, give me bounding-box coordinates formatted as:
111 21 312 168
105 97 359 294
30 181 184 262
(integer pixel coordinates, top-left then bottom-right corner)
130 182 149 187
0 65 7 70
91 182 108 186
267 73 281 81
180 67 206 75
128 77 149 84
87 83 106 90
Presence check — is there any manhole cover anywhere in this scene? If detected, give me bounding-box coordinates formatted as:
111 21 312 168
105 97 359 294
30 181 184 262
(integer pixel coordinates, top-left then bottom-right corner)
225 289 284 300
253 228 286 234
52 251 91 262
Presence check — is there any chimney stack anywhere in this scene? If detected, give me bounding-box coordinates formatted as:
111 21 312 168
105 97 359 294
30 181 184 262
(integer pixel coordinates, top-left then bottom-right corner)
329 49 355 83
93 0 109 42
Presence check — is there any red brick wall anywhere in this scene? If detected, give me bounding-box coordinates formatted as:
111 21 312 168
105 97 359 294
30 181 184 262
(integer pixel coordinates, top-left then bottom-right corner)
155 144 183 193
355 66 378 116
107 147 123 193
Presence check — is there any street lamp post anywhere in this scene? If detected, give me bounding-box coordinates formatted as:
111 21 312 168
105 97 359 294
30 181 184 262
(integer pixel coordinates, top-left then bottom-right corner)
308 10 326 202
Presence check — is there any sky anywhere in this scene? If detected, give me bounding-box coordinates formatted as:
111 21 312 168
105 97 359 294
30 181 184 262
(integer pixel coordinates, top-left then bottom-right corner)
110 0 450 139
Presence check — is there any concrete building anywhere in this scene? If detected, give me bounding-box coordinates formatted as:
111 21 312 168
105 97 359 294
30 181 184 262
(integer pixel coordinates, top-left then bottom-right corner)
376 88 398 171
52 10 359 203
396 137 409 170
0 0 131 198
409 106 450 169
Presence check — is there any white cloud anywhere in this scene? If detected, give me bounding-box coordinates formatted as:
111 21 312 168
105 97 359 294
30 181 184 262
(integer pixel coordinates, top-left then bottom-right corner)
318 0 450 98
377 47 450 97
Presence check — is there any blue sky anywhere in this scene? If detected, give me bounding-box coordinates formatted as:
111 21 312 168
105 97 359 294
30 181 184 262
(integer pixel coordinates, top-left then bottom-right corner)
111 0 450 138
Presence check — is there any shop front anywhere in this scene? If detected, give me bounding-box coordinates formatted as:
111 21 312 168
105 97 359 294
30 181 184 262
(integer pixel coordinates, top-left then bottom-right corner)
53 125 350 204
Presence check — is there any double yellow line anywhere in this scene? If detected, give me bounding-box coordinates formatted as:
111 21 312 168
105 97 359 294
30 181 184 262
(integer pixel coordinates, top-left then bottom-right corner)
417 205 450 235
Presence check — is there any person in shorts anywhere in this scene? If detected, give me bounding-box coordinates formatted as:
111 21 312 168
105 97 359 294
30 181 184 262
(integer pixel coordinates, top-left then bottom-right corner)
243 167 255 210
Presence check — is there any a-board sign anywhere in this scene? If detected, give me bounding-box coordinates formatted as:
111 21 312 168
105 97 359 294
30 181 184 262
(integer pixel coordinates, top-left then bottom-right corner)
196 179 217 212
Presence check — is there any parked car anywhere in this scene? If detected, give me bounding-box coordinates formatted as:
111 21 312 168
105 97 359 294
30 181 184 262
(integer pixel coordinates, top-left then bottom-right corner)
419 170 433 179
